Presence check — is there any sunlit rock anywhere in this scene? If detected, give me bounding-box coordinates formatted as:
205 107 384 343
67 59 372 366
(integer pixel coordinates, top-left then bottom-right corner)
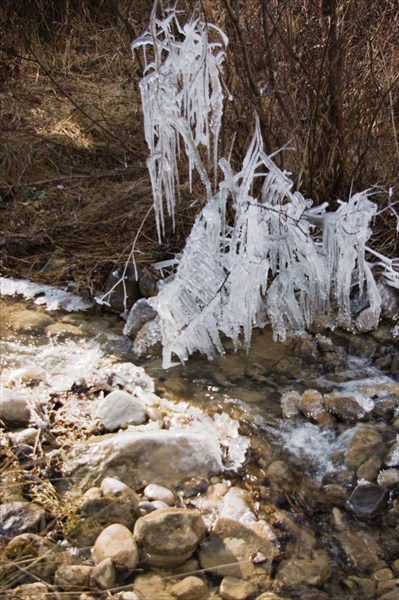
92 523 139 572
123 297 157 339
96 389 147 431
344 427 387 470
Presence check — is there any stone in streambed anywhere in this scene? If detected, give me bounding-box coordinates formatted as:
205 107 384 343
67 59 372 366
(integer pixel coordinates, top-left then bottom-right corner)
92 523 139 572
219 576 257 600
96 389 147 431
300 389 334 427
171 576 208 600
275 556 331 587
334 530 387 573
143 483 175 505
324 393 367 422
54 565 92 591
0 388 32 428
344 427 386 471
347 482 389 518
0 501 48 540
123 298 157 340
133 508 206 568
90 557 116 590
4 533 61 583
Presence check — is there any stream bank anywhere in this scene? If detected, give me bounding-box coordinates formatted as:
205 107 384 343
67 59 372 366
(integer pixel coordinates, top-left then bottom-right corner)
0 280 398 600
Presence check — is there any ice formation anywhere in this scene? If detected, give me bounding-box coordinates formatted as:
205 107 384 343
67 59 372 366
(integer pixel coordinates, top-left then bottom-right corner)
133 9 399 368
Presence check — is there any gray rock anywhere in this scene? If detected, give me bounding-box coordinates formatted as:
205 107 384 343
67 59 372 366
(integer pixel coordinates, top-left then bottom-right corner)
138 266 160 298
347 482 389 518
96 389 147 431
100 476 140 504
4 533 60 583
134 508 206 567
143 483 175 505
0 388 32 428
54 565 92 591
123 298 157 339
219 576 257 600
68 428 222 488
276 556 331 587
92 523 139 572
0 501 47 540
171 575 208 600
344 427 386 470
90 557 116 590
133 319 162 358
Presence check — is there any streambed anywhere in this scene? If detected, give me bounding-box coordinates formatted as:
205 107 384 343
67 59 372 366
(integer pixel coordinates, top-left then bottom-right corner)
1 280 399 599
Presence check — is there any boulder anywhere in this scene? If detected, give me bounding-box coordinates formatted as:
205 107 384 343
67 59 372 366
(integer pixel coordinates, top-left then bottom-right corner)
92 523 139 572
96 389 147 431
134 508 206 567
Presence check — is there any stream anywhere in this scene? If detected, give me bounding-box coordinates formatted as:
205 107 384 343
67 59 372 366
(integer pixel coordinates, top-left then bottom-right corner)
1 278 399 599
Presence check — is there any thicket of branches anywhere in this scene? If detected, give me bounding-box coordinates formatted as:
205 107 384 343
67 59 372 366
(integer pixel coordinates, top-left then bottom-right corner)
1 0 398 286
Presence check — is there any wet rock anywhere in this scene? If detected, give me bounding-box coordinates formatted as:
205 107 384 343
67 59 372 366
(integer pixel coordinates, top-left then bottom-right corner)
372 397 397 419
171 575 208 600
92 523 139 572
133 508 206 567
103 265 142 313
295 338 319 360
343 576 376 598
344 427 386 470
198 518 275 583
4 533 60 583
324 393 366 422
280 391 301 420
219 576 257 600
12 309 54 334
300 389 334 427
377 278 399 319
377 468 399 488
143 483 175 505
276 556 331 587
96 389 147 431
0 501 48 540
90 557 116 590
334 530 386 573
174 476 209 498
68 428 223 488
123 298 157 339
139 265 160 298
133 319 162 358
7 582 49 600
356 455 382 481
218 487 258 527
0 388 32 428
347 482 389 518
385 438 399 467
70 484 140 545
54 564 92 591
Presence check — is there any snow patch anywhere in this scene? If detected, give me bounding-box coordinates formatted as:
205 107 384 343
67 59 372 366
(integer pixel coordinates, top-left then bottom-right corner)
0 277 92 312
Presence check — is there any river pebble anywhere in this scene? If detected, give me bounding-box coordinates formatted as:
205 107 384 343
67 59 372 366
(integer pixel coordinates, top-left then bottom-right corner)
96 389 147 431
219 576 257 600
144 482 175 505
347 482 389 518
90 557 116 590
54 564 92 591
0 388 33 428
170 576 209 600
92 523 139 572
344 426 387 470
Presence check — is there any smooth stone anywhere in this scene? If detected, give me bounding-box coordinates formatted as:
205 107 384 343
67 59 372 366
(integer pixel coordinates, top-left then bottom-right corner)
100 476 140 504
139 500 169 514
347 483 389 518
0 388 32 428
0 501 47 540
275 556 331 587
144 483 175 505
219 576 257 600
11 309 54 333
377 468 399 488
90 557 116 590
123 298 157 339
356 455 382 481
344 427 386 470
174 476 209 498
300 389 334 427
324 393 367 422
4 533 60 583
171 575 208 600
92 523 139 571
334 530 387 573
54 565 92 591
133 508 206 568
68 428 222 488
372 568 395 581
7 582 49 600
280 391 301 419
96 389 147 431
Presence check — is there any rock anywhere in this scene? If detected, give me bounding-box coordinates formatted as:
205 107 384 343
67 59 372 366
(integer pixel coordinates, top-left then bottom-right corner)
139 266 160 298
299 389 334 427
7 582 49 599
90 557 116 590
92 523 139 572
377 468 399 488
219 576 257 600
114 593 141 600
377 278 399 319
254 595 287 600
0 388 32 428
344 427 386 470
103 265 142 313
143 483 175 505
174 476 209 498
276 556 331 587
11 309 54 334
139 500 169 514
0 501 47 540
347 482 389 518
171 575 208 600
4 533 60 583
100 477 140 504
70 485 140 545
324 393 366 422
68 428 222 488
343 576 376 598
133 319 162 358
218 487 256 527
133 508 206 568
96 389 147 431
198 518 275 582
356 455 382 481
334 530 387 573
123 298 157 339
280 391 301 420
134 574 172 599
54 565 92 591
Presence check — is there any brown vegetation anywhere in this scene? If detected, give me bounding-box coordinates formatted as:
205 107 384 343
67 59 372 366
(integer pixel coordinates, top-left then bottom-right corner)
0 0 398 293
